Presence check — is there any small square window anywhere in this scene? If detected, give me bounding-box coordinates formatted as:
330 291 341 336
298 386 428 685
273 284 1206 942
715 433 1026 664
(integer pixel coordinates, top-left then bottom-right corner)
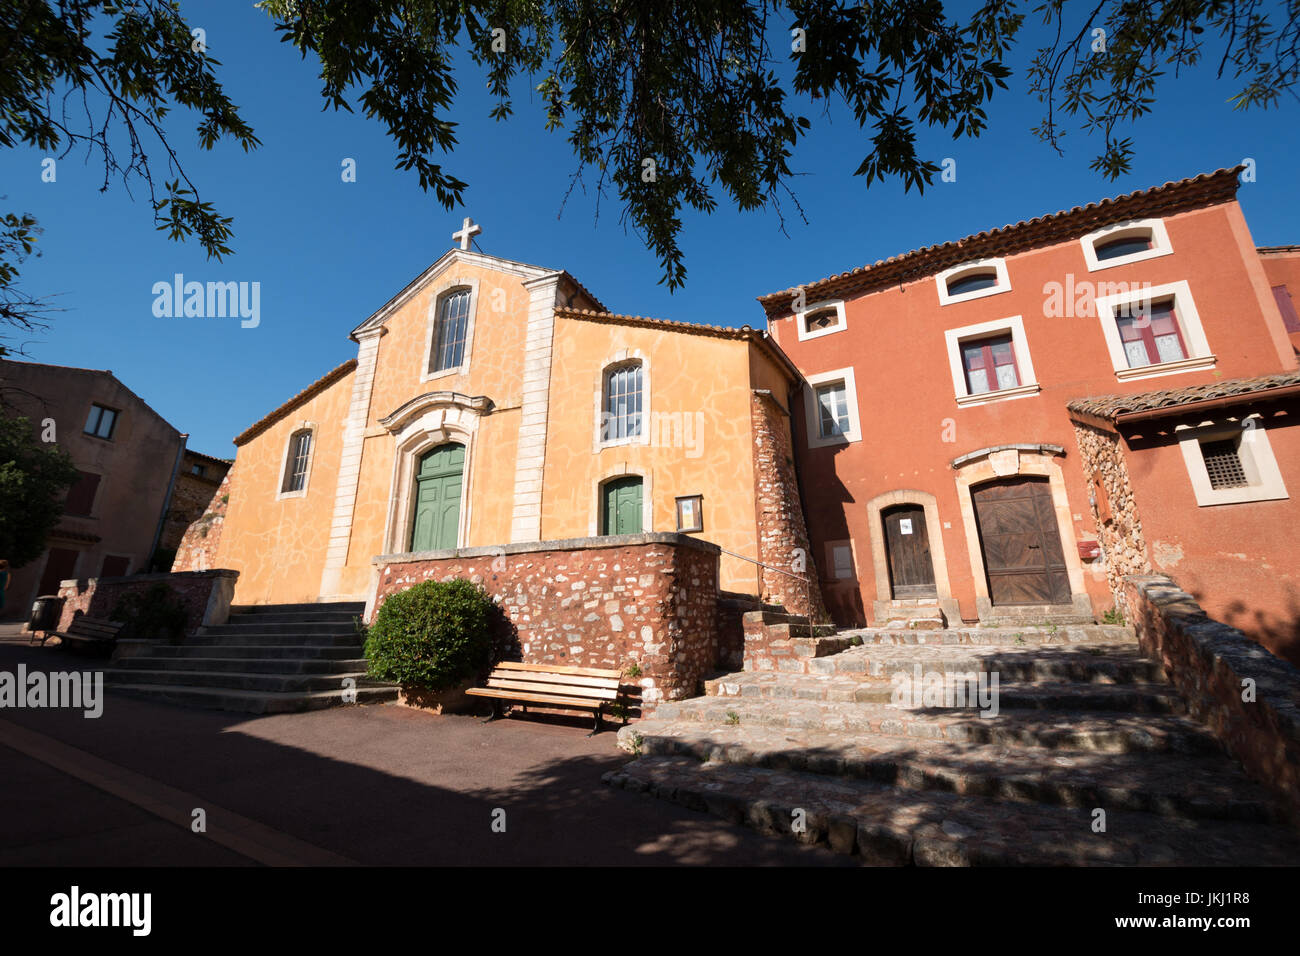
961 334 1020 395
1115 300 1188 369
84 404 118 440
805 309 840 334
1199 438 1249 490
831 544 854 579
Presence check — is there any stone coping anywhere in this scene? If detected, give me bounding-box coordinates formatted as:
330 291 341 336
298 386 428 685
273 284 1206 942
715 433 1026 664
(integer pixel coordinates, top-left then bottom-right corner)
950 443 1066 469
373 532 722 566
58 569 240 588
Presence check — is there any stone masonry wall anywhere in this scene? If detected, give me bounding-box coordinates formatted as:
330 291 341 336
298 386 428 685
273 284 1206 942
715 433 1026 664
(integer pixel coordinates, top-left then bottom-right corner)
370 533 721 708
56 569 239 638
1073 422 1152 610
1123 574 1300 819
160 467 227 555
751 389 828 622
172 468 234 573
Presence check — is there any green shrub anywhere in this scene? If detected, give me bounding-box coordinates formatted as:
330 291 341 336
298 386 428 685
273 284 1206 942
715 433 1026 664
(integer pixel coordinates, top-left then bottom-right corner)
111 583 189 643
364 579 494 690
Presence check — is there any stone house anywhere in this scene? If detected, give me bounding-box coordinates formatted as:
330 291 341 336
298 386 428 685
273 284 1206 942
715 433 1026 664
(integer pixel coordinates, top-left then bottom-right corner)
0 359 219 618
757 167 1300 662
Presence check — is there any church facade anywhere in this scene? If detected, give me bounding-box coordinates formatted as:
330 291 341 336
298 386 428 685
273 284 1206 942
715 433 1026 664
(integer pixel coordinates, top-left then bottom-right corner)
195 235 814 614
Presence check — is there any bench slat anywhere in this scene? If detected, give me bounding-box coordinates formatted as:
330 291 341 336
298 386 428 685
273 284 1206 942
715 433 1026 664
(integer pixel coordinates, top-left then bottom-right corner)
466 688 604 710
483 668 620 691
484 678 618 701
494 661 622 680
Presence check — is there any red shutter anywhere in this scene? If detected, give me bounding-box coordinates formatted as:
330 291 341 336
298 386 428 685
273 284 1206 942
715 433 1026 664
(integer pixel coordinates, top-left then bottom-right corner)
64 471 101 517
1273 285 1300 333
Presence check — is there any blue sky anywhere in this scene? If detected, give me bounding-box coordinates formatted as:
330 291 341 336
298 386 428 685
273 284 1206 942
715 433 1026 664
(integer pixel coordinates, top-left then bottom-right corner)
2 1 1297 457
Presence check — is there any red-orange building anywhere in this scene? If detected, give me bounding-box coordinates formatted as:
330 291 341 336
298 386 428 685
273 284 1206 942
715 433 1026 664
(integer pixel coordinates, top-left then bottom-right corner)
760 168 1300 663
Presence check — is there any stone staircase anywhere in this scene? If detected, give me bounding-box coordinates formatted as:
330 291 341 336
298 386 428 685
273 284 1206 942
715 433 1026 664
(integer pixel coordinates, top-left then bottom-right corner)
607 624 1300 865
105 602 399 714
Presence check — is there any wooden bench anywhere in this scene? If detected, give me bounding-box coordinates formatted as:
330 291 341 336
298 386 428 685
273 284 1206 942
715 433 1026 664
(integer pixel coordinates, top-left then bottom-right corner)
466 661 630 734
52 617 124 656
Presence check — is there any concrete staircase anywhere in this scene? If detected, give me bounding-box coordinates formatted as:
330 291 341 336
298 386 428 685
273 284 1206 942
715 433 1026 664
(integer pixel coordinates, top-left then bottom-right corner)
105 602 399 714
607 624 1300 865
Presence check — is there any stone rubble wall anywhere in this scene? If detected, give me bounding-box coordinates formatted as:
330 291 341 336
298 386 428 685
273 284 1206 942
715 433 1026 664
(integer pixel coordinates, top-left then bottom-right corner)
56 569 240 638
750 390 829 622
1123 574 1300 820
172 468 235 573
1072 422 1152 609
370 533 721 709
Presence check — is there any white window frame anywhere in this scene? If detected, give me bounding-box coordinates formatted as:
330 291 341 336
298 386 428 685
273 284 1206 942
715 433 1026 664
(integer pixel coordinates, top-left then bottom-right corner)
1094 280 1215 382
1177 414 1289 506
593 350 651 451
276 422 316 500
825 540 856 580
936 258 1012 306
943 315 1041 407
796 299 848 341
1080 218 1173 272
421 277 481 383
804 366 861 448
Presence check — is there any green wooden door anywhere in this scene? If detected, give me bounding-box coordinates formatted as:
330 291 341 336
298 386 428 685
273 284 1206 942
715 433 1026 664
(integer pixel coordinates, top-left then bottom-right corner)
602 477 643 535
410 443 464 551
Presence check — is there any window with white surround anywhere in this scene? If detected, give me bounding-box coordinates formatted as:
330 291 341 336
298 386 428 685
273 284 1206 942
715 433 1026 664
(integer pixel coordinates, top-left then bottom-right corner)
1080 218 1172 272
826 541 855 580
421 279 480 382
943 315 1040 406
278 427 315 498
796 299 847 341
601 362 644 443
803 366 861 447
936 258 1012 306
1094 281 1214 381
1177 415 1288 506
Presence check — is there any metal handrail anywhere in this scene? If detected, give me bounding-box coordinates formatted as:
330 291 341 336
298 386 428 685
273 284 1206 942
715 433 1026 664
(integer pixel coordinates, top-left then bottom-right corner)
714 546 822 623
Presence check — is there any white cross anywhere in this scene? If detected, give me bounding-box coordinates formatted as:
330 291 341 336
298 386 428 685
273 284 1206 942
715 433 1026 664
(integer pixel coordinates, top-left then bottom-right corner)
453 216 482 251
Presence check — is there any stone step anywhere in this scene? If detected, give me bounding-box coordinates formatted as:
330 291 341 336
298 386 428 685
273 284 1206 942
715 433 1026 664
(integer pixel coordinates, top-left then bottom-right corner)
706 672 1186 713
200 621 359 637
811 643 1165 684
107 683 398 715
836 625 1136 646
104 668 380 694
616 722 1275 822
760 623 840 640
229 602 365 615
137 643 363 660
112 655 368 675
226 611 361 626
649 698 1221 754
604 755 1300 865
184 632 363 647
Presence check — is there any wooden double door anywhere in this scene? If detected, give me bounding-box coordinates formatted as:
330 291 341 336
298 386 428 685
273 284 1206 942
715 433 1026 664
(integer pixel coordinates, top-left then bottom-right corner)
971 477 1071 606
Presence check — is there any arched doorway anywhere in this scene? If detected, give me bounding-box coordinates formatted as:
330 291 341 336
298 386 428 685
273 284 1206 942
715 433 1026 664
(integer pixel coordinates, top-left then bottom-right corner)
881 503 937 599
410 443 465 551
971 475 1070 605
601 476 644 535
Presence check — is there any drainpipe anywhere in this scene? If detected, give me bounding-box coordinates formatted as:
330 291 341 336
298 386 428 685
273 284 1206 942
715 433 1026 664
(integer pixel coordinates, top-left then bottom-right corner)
149 433 187 572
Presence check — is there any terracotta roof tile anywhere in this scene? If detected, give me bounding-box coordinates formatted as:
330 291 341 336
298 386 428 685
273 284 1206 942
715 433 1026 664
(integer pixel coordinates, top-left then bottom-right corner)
234 359 357 446
757 168 1244 318
1067 370 1300 422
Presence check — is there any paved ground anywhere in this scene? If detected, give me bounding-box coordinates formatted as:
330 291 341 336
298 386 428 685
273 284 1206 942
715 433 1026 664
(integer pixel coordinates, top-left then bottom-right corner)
0 635 851 866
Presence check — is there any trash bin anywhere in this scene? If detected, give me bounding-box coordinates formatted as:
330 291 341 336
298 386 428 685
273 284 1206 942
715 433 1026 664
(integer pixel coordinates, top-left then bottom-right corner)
29 595 64 634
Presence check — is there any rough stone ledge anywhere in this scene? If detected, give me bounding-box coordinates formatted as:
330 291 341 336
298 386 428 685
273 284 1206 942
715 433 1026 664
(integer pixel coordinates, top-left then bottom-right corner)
1123 573 1300 821
59 568 240 588
372 531 721 564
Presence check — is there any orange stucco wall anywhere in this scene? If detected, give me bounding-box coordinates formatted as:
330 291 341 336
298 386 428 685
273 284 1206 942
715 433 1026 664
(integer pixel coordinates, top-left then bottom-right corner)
1120 404 1300 665
543 317 787 593
215 255 793 605
215 368 354 605
769 200 1296 626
